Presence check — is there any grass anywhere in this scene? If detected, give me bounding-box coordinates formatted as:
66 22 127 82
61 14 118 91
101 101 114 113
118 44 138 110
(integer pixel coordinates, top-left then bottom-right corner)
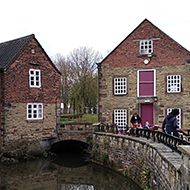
60 114 98 123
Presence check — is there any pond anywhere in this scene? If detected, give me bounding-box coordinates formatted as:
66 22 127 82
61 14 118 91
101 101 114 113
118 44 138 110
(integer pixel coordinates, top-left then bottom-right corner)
0 153 142 190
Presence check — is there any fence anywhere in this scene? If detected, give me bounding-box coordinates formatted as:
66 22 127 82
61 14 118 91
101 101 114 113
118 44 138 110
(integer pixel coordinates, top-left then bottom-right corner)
97 123 190 154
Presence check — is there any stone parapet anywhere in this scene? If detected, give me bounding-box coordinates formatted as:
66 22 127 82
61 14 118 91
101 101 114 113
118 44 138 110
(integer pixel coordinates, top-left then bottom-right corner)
93 132 189 190
178 145 190 189
57 122 94 143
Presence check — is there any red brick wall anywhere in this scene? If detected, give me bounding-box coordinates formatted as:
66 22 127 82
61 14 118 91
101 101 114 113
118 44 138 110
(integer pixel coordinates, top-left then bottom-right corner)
103 19 190 69
2 38 61 104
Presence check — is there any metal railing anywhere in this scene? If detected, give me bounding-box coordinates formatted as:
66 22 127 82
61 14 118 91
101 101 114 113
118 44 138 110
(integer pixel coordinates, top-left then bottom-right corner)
97 123 190 154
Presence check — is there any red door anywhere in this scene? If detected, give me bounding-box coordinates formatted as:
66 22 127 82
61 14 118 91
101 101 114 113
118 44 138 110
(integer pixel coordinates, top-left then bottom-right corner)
141 104 153 127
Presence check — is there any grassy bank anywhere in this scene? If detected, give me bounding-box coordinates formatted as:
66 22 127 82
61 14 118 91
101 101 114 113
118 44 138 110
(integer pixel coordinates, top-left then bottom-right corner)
61 114 98 123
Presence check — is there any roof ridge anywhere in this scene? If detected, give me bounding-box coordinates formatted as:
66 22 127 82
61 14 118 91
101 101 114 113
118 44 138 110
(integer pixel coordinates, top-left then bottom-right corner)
0 34 34 45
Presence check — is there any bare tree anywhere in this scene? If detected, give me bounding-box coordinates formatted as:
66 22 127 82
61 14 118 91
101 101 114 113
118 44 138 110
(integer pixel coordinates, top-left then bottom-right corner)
53 47 103 114
52 53 74 113
68 47 103 114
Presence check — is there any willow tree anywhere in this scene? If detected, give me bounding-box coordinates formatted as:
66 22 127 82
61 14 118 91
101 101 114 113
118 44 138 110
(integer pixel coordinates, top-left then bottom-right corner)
70 73 98 113
68 47 102 114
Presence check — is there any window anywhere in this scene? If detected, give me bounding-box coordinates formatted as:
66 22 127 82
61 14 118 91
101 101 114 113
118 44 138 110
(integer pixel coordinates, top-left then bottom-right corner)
167 108 181 128
29 69 41 87
137 69 156 97
27 103 43 120
114 77 127 95
114 109 127 129
167 75 181 93
140 39 153 54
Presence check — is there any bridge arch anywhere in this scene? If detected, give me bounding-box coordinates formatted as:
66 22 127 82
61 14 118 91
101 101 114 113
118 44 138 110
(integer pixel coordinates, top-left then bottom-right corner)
50 139 89 153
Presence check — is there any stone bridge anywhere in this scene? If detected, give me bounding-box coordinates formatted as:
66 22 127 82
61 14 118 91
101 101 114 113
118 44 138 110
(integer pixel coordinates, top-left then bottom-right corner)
43 123 190 189
57 122 97 143
48 123 100 152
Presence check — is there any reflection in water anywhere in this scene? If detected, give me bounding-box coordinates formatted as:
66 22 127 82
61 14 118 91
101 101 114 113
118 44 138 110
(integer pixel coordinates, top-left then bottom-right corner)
0 153 142 190
54 152 90 168
61 184 94 190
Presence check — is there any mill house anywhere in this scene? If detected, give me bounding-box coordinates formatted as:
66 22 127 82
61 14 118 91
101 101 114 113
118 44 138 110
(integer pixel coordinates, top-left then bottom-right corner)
98 19 190 129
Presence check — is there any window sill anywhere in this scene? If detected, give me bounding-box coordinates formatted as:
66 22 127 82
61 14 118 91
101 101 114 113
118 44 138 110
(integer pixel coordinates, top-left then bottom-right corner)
114 94 127 96
27 119 44 123
135 96 158 103
137 53 156 57
167 92 181 94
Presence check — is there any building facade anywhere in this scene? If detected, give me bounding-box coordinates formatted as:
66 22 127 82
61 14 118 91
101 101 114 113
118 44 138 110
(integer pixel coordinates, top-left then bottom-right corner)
98 19 190 128
0 34 61 150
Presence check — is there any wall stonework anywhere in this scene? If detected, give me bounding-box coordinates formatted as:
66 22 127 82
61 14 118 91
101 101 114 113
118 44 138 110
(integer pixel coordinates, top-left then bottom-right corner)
2 103 59 143
93 132 189 190
99 64 190 127
57 123 94 143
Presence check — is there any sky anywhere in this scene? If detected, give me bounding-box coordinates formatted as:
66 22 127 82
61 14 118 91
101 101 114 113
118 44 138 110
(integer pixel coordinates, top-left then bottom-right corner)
1 0 190 59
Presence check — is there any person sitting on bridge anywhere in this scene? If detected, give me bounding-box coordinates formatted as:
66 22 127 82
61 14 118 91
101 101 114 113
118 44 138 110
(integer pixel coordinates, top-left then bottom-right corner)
144 121 151 129
162 109 179 137
130 112 142 128
129 113 142 135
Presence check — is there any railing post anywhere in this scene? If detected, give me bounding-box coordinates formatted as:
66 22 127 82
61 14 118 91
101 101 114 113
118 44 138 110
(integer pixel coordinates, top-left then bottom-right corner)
106 123 109 132
115 125 118 134
98 124 100 132
136 128 139 137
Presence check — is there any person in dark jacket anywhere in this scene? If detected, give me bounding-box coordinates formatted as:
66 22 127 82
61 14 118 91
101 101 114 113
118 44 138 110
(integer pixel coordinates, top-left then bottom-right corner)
162 109 179 137
130 113 142 127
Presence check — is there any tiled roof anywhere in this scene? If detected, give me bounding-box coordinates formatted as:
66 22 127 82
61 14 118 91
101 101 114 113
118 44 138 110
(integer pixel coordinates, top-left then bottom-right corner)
0 34 34 69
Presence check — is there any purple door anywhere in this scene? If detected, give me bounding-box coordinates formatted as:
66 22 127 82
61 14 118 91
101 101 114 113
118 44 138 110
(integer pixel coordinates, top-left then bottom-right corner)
139 70 154 96
141 104 153 127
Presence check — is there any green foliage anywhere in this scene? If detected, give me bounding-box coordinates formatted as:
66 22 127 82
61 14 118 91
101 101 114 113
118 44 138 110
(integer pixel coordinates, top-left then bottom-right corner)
101 153 108 161
91 149 100 158
70 75 98 114
78 114 98 122
88 141 93 147
61 117 68 122
141 168 151 190
60 114 98 123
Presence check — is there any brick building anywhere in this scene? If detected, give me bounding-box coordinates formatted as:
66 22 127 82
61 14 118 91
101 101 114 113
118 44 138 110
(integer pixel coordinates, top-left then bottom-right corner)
98 19 190 129
0 34 61 150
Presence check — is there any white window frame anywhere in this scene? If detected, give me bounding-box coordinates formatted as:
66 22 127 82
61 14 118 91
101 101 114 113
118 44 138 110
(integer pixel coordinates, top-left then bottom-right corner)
137 69 156 97
27 103 43 120
114 77 127 95
29 69 41 88
140 39 153 54
167 108 181 128
167 75 181 93
114 109 127 130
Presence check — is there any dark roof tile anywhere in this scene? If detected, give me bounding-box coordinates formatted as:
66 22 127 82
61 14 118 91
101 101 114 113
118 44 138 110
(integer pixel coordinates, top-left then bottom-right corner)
0 34 34 69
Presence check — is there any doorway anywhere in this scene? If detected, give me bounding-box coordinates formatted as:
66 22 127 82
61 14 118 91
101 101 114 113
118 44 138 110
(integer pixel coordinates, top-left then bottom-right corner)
140 104 153 127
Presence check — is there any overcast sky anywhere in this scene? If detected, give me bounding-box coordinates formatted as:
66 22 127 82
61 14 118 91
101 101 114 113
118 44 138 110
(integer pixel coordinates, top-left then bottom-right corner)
1 0 190 58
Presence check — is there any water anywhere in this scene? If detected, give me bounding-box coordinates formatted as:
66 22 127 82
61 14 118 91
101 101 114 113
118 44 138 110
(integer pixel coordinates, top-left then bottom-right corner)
0 153 142 190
